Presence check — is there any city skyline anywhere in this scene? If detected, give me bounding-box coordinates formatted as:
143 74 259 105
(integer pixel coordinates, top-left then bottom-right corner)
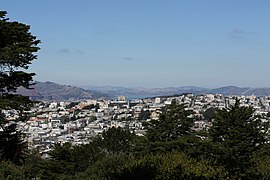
2 1 270 88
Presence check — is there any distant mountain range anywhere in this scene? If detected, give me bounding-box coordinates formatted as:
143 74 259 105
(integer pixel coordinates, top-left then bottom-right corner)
17 81 270 101
81 85 207 99
83 85 270 99
17 81 110 101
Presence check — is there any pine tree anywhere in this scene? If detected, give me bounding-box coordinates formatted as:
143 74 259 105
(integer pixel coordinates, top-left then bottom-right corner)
147 99 194 142
209 100 269 178
101 127 136 154
0 11 40 164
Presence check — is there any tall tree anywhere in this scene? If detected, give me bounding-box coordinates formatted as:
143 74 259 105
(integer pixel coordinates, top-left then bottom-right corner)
0 11 40 163
0 11 40 95
101 127 136 154
138 109 151 120
147 99 194 142
209 100 269 178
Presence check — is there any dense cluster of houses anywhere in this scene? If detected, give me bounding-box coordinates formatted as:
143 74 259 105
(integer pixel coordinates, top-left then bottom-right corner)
3 93 270 156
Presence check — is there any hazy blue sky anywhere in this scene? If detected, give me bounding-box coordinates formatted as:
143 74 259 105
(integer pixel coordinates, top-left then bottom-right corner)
2 1 270 88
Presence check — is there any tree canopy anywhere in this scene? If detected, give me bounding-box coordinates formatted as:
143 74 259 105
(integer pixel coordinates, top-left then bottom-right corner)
0 10 40 164
0 11 40 95
209 100 269 178
147 99 194 142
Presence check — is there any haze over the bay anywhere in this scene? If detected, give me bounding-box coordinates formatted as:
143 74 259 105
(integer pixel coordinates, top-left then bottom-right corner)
2 1 270 88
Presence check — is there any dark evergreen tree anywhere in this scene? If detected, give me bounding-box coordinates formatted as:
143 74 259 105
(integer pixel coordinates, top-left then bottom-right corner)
101 127 136 154
138 109 151 120
0 160 26 179
203 107 218 121
0 123 26 165
0 11 40 164
209 100 269 178
0 11 40 95
147 99 194 142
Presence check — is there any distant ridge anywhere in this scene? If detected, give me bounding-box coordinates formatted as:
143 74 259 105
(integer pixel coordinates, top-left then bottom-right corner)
208 86 270 96
83 85 270 99
17 81 110 101
208 86 251 96
17 82 270 101
81 85 208 99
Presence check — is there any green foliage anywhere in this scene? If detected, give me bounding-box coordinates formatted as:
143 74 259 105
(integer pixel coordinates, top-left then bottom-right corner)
24 128 136 179
34 143 76 179
203 107 218 121
112 152 227 180
0 123 27 165
138 109 151 120
147 99 194 142
100 127 136 154
0 95 33 122
209 100 269 178
70 142 105 172
35 142 105 178
0 11 40 94
256 156 270 179
0 160 26 180
75 154 131 180
49 143 73 162
22 149 44 179
251 143 270 179
146 134 204 157
0 10 40 167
